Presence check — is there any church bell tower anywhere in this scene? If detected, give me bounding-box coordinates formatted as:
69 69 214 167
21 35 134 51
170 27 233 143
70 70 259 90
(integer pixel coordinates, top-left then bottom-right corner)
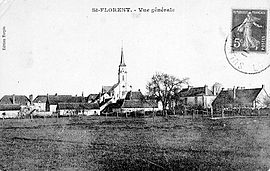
118 46 128 98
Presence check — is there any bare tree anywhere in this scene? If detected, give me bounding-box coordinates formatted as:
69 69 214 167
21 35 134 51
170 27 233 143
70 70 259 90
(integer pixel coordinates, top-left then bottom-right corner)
146 72 189 116
263 96 270 108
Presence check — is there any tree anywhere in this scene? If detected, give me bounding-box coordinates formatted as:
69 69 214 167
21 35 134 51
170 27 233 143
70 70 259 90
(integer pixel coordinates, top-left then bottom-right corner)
263 96 270 108
146 72 189 116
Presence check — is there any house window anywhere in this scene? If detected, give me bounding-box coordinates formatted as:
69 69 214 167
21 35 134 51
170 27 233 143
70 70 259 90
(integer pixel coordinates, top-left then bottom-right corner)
184 98 187 105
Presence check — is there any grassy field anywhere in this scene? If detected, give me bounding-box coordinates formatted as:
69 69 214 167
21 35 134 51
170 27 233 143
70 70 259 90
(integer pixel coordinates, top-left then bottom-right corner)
0 116 270 171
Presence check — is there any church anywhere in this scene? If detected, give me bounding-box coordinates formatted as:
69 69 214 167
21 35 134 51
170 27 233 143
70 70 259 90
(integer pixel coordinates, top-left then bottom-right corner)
98 46 132 110
96 46 160 113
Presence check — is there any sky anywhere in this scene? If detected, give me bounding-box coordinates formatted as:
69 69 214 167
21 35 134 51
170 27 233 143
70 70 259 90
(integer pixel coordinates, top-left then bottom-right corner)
0 0 269 98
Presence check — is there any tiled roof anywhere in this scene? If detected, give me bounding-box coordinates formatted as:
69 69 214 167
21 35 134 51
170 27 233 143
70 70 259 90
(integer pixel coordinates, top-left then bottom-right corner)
33 95 73 104
122 100 158 108
125 91 144 100
0 104 21 111
57 103 99 110
105 99 124 109
66 96 87 103
212 88 262 107
81 103 100 110
87 94 99 101
33 95 47 103
0 95 30 105
179 87 213 97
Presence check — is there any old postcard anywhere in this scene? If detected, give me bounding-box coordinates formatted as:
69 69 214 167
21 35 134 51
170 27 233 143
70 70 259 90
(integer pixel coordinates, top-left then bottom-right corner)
0 0 270 170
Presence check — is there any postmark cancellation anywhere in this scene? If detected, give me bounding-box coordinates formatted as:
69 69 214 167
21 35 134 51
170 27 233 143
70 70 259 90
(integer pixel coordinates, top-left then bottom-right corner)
225 9 270 74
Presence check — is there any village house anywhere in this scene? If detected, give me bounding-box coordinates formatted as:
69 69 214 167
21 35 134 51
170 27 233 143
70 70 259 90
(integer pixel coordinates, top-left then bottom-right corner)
57 103 100 116
0 94 32 118
104 90 160 114
32 94 86 113
0 104 21 118
212 85 269 109
0 94 31 107
176 85 217 108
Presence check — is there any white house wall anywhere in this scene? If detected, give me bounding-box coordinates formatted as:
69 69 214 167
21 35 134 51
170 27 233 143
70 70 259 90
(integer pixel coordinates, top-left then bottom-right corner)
180 96 216 108
33 103 46 112
186 97 203 106
255 89 269 108
50 105 57 113
119 107 160 113
59 109 100 116
59 109 76 116
84 109 100 116
205 96 217 108
0 110 20 118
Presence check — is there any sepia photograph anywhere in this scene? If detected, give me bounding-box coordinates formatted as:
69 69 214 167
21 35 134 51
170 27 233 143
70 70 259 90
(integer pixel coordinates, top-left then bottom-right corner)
0 0 270 170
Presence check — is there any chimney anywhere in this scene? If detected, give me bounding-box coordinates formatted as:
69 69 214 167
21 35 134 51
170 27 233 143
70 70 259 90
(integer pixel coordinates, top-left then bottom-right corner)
212 86 216 96
46 93 49 112
233 86 236 99
188 85 192 90
204 85 208 95
12 94 15 104
82 91 84 97
29 94 33 104
262 84 265 89
55 93 57 96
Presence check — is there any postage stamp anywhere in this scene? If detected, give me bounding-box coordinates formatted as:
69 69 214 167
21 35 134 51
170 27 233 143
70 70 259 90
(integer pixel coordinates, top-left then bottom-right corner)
231 9 267 53
224 9 270 74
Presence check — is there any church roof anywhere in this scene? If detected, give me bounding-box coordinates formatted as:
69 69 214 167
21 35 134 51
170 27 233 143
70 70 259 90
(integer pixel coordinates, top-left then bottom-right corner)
102 86 113 93
102 83 120 95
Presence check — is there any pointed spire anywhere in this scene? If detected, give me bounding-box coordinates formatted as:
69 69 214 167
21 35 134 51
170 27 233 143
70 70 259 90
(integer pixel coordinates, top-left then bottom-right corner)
119 41 126 67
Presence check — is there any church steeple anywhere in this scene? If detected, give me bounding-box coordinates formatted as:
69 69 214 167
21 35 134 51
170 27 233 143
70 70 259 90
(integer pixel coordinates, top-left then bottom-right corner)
117 43 128 99
119 45 126 67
